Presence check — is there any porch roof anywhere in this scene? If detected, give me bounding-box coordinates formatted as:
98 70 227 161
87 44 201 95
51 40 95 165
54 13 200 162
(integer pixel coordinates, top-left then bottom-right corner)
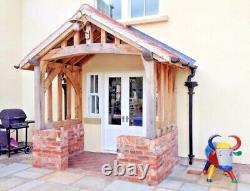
15 4 196 70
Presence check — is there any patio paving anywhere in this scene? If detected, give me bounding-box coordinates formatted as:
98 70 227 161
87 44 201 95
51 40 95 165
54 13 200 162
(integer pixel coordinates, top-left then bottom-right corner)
0 153 249 191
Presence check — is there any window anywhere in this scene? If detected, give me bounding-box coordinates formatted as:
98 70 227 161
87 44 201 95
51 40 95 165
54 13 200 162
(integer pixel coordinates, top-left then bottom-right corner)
96 0 159 20
88 74 100 116
96 0 122 20
131 0 159 18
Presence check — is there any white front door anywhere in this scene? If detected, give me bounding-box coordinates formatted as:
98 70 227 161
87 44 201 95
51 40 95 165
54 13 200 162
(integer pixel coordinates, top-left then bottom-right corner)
103 72 145 152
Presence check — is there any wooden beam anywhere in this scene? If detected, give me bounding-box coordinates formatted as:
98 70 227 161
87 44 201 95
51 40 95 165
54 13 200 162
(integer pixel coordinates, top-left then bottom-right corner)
43 44 141 61
79 70 83 119
74 31 81 45
66 75 71 120
68 56 86 66
85 23 93 44
43 66 62 92
168 67 176 125
34 62 46 130
164 65 169 131
61 40 67 48
63 68 80 95
79 55 95 65
74 71 81 119
48 62 81 70
47 70 53 122
101 29 106 43
141 56 156 139
160 63 165 130
115 37 120 45
57 73 63 121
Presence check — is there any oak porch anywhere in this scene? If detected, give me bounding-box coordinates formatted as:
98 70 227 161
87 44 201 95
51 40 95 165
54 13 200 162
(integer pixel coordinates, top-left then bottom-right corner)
33 26 178 139
16 4 194 184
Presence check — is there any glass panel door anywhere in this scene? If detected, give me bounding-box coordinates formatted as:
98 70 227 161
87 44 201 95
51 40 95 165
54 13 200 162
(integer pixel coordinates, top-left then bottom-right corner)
129 77 143 127
108 77 121 125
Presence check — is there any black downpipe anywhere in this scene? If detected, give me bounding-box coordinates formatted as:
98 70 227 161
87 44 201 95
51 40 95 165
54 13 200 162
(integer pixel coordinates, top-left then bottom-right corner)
185 66 198 165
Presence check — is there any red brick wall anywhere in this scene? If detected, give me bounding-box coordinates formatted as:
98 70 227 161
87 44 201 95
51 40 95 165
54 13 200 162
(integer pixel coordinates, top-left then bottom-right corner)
32 123 83 170
117 127 178 185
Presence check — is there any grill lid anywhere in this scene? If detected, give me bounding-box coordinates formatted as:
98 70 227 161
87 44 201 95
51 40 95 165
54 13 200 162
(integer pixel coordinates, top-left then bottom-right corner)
0 109 27 120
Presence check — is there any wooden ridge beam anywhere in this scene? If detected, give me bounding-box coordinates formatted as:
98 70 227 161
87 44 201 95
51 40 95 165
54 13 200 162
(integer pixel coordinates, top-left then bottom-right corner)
43 43 141 61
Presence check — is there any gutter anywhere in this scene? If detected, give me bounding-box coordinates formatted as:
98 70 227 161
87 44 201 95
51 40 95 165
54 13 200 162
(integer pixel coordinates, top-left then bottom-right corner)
184 66 198 165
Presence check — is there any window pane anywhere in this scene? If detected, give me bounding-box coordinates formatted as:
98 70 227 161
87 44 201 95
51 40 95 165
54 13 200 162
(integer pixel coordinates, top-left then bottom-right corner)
145 0 159 16
129 77 143 127
111 0 121 19
97 0 111 16
96 96 99 114
95 75 98 93
91 95 96 113
90 75 94 93
131 0 144 18
108 77 121 125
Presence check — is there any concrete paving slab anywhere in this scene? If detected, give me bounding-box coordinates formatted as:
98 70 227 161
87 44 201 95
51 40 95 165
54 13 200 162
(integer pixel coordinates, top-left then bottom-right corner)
197 173 237 190
171 164 188 173
72 175 112 191
0 163 6 168
237 183 250 191
9 180 45 191
158 179 183 190
0 176 27 191
239 173 250 184
0 163 31 178
168 169 200 182
42 171 84 185
209 187 232 191
103 180 153 191
180 182 209 191
31 182 80 191
154 188 175 191
14 167 53 179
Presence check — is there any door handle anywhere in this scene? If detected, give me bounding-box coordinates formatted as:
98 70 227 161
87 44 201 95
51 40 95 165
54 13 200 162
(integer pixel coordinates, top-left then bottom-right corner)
122 116 125 122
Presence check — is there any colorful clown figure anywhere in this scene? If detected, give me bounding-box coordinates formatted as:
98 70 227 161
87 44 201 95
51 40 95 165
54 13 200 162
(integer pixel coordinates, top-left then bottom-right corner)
203 135 242 184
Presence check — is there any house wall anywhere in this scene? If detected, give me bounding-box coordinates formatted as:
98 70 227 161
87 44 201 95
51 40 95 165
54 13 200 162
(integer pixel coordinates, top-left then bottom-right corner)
0 0 22 109
0 0 249 164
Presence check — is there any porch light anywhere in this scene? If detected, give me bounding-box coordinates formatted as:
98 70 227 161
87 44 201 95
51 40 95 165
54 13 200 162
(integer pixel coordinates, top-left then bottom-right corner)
69 10 84 32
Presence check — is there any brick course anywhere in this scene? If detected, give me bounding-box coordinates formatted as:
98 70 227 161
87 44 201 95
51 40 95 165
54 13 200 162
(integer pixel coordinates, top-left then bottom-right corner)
117 127 178 185
32 123 83 170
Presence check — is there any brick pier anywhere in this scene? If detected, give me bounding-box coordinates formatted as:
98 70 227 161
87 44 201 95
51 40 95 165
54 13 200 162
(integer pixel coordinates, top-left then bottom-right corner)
117 127 178 185
32 122 83 170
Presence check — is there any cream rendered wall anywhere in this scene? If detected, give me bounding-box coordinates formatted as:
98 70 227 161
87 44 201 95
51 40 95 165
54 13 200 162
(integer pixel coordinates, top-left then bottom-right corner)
16 0 250 164
133 0 250 164
0 0 22 109
82 54 144 152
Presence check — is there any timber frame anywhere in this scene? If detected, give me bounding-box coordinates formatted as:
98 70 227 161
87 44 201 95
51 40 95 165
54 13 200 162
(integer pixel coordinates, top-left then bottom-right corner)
16 4 196 139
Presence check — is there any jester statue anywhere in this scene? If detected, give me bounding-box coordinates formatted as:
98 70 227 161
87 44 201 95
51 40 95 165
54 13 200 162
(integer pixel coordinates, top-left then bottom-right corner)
203 134 242 184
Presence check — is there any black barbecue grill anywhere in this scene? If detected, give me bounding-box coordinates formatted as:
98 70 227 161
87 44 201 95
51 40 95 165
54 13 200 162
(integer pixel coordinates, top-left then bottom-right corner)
0 109 34 157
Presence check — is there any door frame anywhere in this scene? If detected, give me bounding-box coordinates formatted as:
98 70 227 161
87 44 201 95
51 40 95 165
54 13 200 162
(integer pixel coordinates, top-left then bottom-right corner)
101 71 146 152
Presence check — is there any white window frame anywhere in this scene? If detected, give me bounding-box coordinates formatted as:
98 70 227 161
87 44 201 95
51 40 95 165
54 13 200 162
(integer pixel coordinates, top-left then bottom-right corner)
129 0 159 18
94 0 160 21
87 73 101 117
